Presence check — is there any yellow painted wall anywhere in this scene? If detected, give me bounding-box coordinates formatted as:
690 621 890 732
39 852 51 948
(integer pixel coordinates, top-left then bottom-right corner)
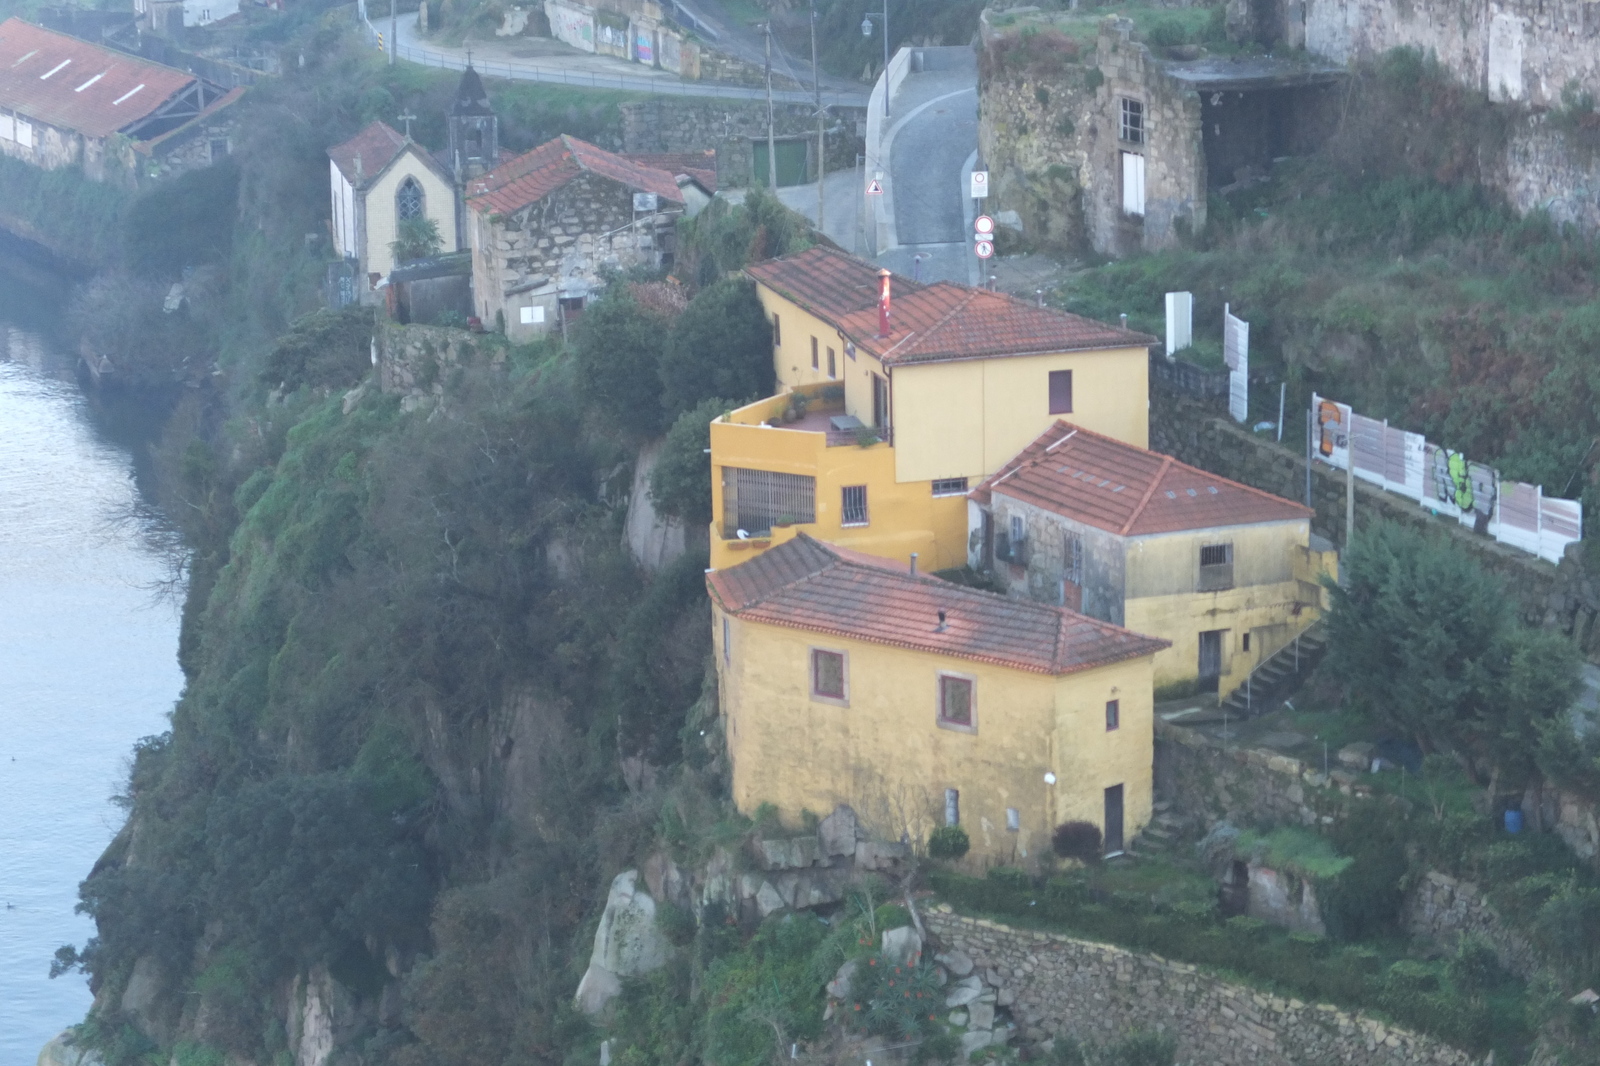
708 391 968 571
1122 521 1332 699
364 151 458 279
715 608 1156 864
890 347 1150 483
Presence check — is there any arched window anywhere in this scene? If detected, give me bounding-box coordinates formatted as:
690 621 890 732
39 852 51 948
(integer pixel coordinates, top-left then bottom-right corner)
396 176 424 222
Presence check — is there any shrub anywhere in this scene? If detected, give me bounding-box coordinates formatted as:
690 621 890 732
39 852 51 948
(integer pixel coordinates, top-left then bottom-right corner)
258 306 375 393
572 288 670 437
650 398 739 525
1053 820 1103 863
927 825 970 861
658 279 775 422
1105 1030 1178 1066
836 952 944 1040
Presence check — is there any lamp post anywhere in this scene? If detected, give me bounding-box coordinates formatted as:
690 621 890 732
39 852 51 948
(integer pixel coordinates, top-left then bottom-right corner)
861 0 889 117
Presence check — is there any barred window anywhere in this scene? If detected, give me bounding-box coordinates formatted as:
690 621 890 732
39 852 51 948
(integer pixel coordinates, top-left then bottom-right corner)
944 788 960 826
1120 98 1144 144
722 467 816 536
396 176 424 222
841 485 869 527
931 477 969 497
1198 542 1234 591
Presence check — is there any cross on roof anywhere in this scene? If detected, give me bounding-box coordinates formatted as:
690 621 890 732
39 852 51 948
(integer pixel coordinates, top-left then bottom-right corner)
397 110 417 139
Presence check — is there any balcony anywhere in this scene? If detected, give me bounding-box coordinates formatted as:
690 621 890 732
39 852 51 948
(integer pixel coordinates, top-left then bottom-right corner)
725 382 882 448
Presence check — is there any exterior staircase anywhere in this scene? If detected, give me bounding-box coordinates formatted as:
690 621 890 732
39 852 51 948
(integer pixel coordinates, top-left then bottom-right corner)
1219 621 1329 720
1128 801 1185 859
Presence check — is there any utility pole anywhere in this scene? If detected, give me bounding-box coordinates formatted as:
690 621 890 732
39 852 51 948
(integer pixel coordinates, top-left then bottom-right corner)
882 0 889 117
765 22 777 193
388 0 396 64
812 0 824 236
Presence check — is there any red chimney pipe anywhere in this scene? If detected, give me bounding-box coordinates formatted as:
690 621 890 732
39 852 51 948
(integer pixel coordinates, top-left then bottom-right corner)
877 268 891 339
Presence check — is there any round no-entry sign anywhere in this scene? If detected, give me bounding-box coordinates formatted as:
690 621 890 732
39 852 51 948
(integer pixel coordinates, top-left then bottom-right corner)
975 239 994 259
974 215 995 235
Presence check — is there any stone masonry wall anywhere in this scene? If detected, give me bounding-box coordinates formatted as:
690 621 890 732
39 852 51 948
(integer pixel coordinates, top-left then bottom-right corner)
1403 870 1539 979
923 906 1478 1066
619 99 866 189
375 322 502 405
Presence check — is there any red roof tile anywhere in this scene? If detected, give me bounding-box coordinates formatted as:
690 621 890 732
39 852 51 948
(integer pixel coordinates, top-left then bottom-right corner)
972 422 1312 536
328 120 409 186
745 246 1154 364
625 150 717 191
708 534 1168 675
0 18 195 138
466 134 685 216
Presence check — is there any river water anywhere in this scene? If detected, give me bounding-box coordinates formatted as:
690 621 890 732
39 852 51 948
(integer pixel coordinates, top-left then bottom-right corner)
0 270 184 1065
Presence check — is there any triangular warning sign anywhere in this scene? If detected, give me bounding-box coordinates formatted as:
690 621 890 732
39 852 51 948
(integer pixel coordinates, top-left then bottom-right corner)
866 178 884 195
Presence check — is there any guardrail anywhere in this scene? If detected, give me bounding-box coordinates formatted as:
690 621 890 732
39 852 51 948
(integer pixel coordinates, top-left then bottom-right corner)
370 22 865 106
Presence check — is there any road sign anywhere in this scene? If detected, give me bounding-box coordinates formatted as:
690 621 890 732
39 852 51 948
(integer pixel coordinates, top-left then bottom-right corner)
969 170 989 198
866 177 884 195
975 240 994 259
974 215 995 235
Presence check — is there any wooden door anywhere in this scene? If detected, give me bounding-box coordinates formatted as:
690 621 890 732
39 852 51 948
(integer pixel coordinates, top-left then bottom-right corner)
1198 629 1224 693
1103 784 1124 855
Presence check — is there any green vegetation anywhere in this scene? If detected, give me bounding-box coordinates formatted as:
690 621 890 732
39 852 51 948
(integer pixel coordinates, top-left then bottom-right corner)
927 824 971 860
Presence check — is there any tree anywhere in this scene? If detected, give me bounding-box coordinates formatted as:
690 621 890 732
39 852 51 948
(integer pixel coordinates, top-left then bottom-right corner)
1052 820 1103 864
651 398 740 525
390 216 442 264
659 279 775 422
572 288 670 437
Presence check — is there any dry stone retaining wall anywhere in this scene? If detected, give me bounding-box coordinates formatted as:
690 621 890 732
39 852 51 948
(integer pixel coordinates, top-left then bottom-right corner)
924 907 1477 1065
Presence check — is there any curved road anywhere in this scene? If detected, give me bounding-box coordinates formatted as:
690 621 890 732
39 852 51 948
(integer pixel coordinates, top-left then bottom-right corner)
880 47 979 284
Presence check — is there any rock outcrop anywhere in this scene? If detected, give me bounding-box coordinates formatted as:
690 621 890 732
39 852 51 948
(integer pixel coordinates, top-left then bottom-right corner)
575 870 673 1015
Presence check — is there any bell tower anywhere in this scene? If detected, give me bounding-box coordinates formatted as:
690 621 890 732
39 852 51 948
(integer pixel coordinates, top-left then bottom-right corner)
447 62 498 183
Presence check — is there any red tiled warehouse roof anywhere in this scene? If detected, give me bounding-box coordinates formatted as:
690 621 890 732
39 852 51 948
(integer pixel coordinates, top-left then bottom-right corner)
466 134 686 216
707 534 1169 675
0 18 195 138
972 422 1312 536
745 246 1155 364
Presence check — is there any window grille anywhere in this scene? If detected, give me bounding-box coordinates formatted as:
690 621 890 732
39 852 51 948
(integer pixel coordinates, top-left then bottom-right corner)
939 675 974 728
722 468 816 536
931 477 969 497
1120 98 1144 144
396 177 424 222
996 514 1028 564
811 649 846 700
841 485 869 527
1065 534 1084 585
1198 543 1234 591
944 788 961 827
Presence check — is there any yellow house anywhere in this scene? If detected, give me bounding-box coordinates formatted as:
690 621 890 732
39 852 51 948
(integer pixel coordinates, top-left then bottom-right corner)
969 422 1338 702
329 121 461 288
709 247 1155 571
708 534 1170 864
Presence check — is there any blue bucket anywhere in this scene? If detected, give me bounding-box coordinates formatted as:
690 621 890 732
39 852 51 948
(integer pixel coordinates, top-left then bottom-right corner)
1504 809 1524 834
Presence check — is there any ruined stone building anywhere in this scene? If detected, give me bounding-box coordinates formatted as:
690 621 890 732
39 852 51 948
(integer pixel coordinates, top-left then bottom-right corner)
0 17 242 184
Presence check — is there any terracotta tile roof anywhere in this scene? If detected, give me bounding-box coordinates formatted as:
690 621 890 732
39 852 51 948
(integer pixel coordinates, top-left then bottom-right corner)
625 150 717 191
328 120 409 187
707 534 1168 675
466 134 685 216
0 18 195 138
972 421 1312 536
745 245 1154 364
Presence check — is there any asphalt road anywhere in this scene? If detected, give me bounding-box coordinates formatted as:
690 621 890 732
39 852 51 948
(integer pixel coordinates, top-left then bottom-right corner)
880 47 979 285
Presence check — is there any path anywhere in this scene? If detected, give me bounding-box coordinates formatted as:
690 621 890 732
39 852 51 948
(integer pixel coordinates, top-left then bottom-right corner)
672 0 866 95
382 14 868 105
877 47 979 285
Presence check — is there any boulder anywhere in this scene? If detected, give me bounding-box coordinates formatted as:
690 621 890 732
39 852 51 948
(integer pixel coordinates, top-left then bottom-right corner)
968 1001 996 1030
945 975 983 1007
948 1009 969 1027
756 880 787 916
960 1030 993 1058
996 986 1016 1007
881 925 922 968
854 839 909 870
574 870 672 1015
936 950 975 977
1337 742 1376 771
827 959 858 1000
36 1032 103 1066
757 836 822 870
819 805 860 857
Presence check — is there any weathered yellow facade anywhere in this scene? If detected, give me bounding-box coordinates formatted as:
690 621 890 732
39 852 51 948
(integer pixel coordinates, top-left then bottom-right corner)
708 279 1152 570
714 606 1158 865
362 152 459 280
1122 523 1337 699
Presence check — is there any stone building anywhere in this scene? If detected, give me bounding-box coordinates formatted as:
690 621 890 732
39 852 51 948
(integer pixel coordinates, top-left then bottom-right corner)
709 533 1168 863
134 0 239 33
0 17 241 184
978 15 1342 256
328 120 460 294
968 421 1335 701
465 134 712 339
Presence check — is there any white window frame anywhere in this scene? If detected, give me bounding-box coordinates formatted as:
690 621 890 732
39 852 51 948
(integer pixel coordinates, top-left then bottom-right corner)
1121 151 1146 218
841 484 869 528
931 477 969 497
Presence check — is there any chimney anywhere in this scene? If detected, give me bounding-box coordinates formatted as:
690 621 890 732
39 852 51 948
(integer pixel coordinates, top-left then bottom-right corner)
935 609 948 632
1120 313 1129 329
909 552 919 575
877 269 893 339
1036 289 1044 307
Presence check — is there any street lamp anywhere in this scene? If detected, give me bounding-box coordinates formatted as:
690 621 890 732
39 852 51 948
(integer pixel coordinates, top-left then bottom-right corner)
861 1 889 116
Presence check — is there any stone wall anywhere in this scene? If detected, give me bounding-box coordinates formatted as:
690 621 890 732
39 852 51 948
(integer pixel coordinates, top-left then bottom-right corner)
375 322 502 405
1154 718 1346 835
922 906 1477 1066
1403 870 1539 979
977 14 1205 256
619 99 866 188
